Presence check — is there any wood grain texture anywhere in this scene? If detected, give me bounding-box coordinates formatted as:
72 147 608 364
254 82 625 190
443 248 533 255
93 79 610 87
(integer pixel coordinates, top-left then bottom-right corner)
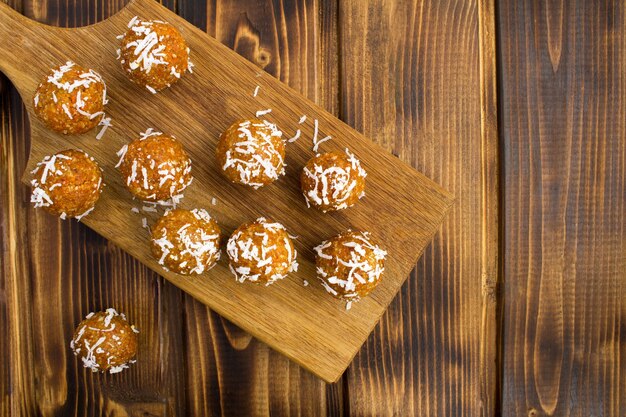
338 0 499 415
0 0 452 385
499 0 626 415
5 0 624 414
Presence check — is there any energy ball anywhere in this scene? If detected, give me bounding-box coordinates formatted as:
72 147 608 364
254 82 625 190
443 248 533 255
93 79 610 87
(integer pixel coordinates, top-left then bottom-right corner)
226 217 298 285
33 61 108 134
151 208 221 275
314 230 387 302
216 119 285 189
118 17 192 93
30 149 103 220
70 308 139 374
116 129 193 203
301 149 367 212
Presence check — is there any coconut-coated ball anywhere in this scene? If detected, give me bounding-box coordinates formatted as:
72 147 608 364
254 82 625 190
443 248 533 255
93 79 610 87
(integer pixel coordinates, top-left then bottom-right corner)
314 230 386 301
151 208 221 274
117 129 193 202
226 217 298 285
33 61 108 134
70 308 139 374
301 149 367 212
118 17 192 93
30 149 103 219
216 119 285 188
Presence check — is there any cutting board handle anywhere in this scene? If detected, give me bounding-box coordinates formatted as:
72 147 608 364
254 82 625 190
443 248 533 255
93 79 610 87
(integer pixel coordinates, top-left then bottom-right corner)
0 2 48 93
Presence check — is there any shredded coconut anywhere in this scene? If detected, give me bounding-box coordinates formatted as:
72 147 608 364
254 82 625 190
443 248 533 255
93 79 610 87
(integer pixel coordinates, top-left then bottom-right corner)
255 108 272 117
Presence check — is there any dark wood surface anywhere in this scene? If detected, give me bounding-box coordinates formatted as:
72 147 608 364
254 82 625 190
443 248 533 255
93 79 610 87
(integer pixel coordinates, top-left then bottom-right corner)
499 1 625 416
0 1 624 416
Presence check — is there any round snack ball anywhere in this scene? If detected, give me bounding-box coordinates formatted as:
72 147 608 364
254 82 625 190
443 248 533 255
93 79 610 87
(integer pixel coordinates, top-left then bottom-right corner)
33 61 108 134
117 129 193 203
314 230 387 302
216 119 285 189
30 149 103 219
118 17 192 93
226 217 298 285
151 208 221 274
70 308 139 374
301 149 367 212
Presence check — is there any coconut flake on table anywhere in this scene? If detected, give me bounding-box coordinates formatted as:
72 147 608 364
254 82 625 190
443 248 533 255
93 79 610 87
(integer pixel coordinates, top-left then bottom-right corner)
299 115 307 124
75 206 95 222
96 116 112 140
287 129 301 143
115 144 128 168
255 108 272 117
313 135 331 152
153 193 185 209
253 85 260 97
139 128 163 140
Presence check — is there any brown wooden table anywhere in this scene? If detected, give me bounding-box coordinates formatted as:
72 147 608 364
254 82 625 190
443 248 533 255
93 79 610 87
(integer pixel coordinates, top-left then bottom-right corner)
1 0 624 415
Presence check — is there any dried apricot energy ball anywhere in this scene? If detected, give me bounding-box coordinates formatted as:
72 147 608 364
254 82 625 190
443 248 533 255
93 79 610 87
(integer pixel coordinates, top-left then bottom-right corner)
30 149 103 220
118 17 192 93
226 217 298 285
301 149 367 212
151 208 221 275
117 129 193 202
33 61 108 134
216 119 285 188
70 308 139 374
314 230 386 301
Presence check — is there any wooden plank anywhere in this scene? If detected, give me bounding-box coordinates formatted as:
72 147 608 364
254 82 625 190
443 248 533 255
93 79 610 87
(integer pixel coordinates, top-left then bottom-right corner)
0 0 188 415
338 0 499 415
499 0 625 415
179 0 342 415
0 76 38 417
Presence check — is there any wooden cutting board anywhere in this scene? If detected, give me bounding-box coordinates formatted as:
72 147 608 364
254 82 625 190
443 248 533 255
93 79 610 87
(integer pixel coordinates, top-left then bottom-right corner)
0 0 453 382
